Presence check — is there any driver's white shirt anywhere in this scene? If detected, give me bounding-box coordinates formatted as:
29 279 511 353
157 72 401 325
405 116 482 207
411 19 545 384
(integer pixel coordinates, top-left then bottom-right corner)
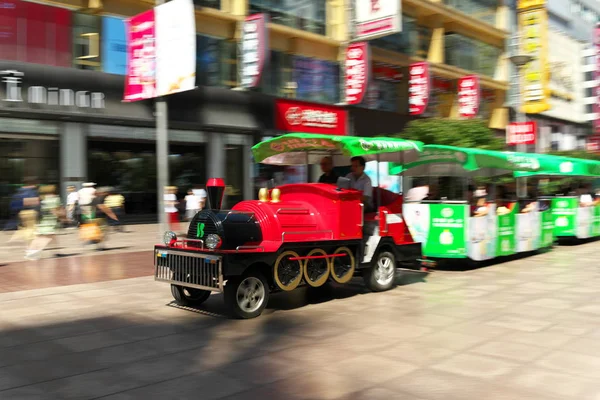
346 172 374 209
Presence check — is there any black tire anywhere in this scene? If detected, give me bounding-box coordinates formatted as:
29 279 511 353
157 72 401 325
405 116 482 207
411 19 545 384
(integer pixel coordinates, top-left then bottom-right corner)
225 271 270 319
170 284 211 306
363 250 396 292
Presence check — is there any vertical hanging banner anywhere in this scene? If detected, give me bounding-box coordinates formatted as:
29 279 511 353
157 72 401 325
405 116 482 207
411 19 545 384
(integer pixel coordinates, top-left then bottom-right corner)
594 23 600 134
458 75 480 118
354 0 402 40
345 41 370 105
518 0 550 113
123 0 196 102
408 62 430 115
239 14 269 89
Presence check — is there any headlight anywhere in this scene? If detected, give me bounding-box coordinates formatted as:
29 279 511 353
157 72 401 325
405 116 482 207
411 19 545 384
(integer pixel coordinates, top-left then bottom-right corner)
205 234 222 249
163 231 177 246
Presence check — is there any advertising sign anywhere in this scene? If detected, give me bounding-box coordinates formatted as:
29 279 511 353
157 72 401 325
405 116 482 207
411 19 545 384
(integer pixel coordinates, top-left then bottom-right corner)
594 24 600 134
239 14 269 89
496 206 517 257
403 204 468 258
102 17 127 75
354 0 401 40
274 99 347 135
124 0 196 102
552 197 577 237
518 7 551 113
540 209 554 248
408 62 430 115
345 42 370 105
468 204 497 261
506 121 537 145
458 75 480 119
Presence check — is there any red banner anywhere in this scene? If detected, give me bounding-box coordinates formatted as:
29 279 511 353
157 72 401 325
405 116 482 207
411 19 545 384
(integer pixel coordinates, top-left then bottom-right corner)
409 62 430 115
275 99 347 136
507 121 537 145
345 42 370 105
124 10 156 101
594 24 600 134
240 14 269 89
458 75 480 119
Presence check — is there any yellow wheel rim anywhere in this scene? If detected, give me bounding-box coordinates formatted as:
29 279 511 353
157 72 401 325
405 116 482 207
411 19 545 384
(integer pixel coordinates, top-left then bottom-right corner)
274 250 302 291
331 246 355 284
303 248 330 287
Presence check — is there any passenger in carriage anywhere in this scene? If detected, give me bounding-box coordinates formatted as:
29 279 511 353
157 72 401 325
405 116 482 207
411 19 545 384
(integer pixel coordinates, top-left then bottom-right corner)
346 156 374 213
317 156 339 184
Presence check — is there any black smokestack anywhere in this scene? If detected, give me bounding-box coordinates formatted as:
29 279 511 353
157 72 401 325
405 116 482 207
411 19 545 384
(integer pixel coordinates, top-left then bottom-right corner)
206 178 225 210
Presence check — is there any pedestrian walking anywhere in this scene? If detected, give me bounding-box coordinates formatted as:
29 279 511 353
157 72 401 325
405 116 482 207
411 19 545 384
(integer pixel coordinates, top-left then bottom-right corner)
65 185 79 228
164 186 179 231
184 189 200 221
104 188 125 232
24 185 61 260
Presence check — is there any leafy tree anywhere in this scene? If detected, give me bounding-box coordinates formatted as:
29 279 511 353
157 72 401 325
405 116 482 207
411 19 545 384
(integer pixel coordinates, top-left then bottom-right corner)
547 150 600 161
393 118 505 150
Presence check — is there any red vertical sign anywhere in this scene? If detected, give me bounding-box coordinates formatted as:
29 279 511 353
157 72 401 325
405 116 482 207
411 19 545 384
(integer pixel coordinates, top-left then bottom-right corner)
408 62 430 115
506 121 537 145
124 10 157 102
345 42 370 105
458 75 480 118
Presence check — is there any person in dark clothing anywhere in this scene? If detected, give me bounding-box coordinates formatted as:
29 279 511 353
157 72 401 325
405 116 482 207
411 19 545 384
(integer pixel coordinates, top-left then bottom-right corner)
318 156 339 184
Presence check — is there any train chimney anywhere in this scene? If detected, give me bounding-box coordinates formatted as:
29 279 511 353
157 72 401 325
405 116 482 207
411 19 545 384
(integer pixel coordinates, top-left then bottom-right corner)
206 178 225 210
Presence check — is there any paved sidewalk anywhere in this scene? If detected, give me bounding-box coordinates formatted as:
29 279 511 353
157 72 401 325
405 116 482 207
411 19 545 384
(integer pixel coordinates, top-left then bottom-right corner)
0 223 188 265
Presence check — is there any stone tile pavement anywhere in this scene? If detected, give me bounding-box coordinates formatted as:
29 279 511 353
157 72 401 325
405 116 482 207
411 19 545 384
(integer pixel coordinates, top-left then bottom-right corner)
0 240 599 399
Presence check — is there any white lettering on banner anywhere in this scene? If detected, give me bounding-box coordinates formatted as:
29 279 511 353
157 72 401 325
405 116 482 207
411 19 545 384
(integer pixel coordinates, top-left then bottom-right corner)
240 15 267 88
285 106 338 128
0 70 105 109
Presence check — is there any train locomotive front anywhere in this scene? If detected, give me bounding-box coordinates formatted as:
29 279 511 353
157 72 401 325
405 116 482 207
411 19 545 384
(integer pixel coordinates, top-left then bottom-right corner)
154 178 422 318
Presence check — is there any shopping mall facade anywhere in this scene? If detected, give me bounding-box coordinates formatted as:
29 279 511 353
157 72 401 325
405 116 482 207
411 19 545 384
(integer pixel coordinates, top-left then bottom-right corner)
0 0 510 221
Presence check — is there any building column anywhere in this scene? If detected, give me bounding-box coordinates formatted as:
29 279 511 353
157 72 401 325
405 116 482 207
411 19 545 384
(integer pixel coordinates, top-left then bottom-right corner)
426 15 445 64
60 122 87 201
207 133 225 181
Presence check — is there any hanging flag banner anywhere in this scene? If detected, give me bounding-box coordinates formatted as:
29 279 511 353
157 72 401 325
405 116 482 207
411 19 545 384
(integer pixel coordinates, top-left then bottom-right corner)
123 0 196 102
518 3 551 113
239 14 269 89
354 0 401 40
506 121 537 145
408 62 430 115
594 23 600 134
458 75 480 118
345 41 370 105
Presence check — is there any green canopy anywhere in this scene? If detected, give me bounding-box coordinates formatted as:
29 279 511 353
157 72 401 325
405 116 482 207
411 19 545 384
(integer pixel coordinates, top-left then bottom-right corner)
513 155 600 178
251 133 423 166
390 145 551 177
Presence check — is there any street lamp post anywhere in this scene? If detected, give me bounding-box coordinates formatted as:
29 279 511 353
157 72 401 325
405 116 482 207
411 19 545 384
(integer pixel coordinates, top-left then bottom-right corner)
156 0 169 237
509 53 533 154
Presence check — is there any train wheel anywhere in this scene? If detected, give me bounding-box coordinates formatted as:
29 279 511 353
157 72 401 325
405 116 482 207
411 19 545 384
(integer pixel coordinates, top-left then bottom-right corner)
363 250 396 292
225 271 270 319
330 246 355 284
303 248 330 287
274 250 303 291
170 285 211 306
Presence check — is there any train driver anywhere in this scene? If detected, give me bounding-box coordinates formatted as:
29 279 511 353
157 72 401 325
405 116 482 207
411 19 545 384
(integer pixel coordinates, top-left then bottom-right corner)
318 156 339 184
346 156 374 212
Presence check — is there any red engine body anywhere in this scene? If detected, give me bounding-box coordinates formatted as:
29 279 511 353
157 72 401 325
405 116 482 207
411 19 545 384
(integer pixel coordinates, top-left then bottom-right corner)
232 183 364 252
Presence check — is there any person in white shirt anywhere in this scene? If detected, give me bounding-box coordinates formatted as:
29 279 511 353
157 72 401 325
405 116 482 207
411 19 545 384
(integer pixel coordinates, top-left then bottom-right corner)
345 156 374 212
192 187 207 210
66 185 79 226
185 189 200 221
164 186 179 229
78 182 96 223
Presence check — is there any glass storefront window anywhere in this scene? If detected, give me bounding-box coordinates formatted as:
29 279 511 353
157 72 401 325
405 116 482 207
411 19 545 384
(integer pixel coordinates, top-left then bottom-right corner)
292 56 340 104
370 15 431 58
443 0 497 25
224 145 244 208
444 33 500 77
72 12 102 71
196 35 237 88
259 50 290 97
249 0 326 35
193 0 220 9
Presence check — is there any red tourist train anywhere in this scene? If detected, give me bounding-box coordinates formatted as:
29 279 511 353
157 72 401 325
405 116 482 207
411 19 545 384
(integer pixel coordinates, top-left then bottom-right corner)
154 177 427 318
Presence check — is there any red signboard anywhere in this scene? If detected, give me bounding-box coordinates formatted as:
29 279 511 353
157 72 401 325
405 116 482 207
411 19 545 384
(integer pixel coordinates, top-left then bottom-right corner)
275 99 347 136
124 10 156 101
506 121 537 145
0 1 71 67
458 75 480 119
345 42 370 105
240 14 269 89
587 134 600 153
408 62 430 115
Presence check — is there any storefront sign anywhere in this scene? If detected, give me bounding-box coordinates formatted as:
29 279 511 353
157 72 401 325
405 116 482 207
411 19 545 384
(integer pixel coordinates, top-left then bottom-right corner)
506 121 537 145
124 0 196 102
373 63 402 82
0 70 105 108
594 24 600 134
458 75 480 119
408 62 430 115
275 99 347 135
239 14 269 89
496 207 517 256
518 6 551 113
587 134 600 152
354 0 401 40
345 42 370 105
102 16 127 75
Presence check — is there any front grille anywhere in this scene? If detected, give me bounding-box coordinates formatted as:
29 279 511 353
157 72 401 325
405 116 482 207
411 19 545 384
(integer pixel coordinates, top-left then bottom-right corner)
154 249 223 292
